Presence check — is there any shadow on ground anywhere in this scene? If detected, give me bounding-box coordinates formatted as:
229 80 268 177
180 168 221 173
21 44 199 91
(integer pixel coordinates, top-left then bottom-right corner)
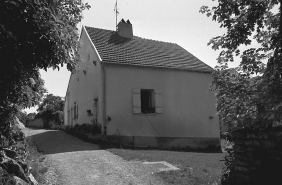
23 128 223 155
23 128 104 155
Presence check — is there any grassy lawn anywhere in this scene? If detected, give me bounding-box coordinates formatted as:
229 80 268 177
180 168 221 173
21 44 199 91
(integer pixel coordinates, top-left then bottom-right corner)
108 148 225 185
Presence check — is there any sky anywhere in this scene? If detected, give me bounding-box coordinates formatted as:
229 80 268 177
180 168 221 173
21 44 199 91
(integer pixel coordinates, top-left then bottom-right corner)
25 0 227 113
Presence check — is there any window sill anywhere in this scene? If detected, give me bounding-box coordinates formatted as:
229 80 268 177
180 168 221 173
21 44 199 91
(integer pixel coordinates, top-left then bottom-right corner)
138 113 156 116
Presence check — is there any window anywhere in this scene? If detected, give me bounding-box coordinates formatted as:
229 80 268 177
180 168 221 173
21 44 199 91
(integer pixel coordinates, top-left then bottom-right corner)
76 104 78 119
133 89 163 114
74 103 78 119
71 108 73 120
141 89 155 113
94 98 98 115
68 109 70 124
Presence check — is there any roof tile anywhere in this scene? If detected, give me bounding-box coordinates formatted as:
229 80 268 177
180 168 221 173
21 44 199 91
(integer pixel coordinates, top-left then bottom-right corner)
85 26 213 73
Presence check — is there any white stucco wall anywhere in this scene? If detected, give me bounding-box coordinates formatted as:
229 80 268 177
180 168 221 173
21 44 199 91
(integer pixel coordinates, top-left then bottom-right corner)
104 63 219 138
64 27 105 129
64 27 220 142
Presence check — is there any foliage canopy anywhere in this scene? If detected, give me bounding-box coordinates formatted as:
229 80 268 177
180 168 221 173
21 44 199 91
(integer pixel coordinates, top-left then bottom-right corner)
0 0 90 131
35 94 65 126
200 0 281 130
0 1 90 182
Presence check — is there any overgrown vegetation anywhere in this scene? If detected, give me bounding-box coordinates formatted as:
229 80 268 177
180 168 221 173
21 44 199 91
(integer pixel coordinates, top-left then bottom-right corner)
0 0 90 183
64 123 107 144
25 113 37 126
220 148 235 185
200 0 281 130
0 124 29 183
34 94 65 128
25 137 47 184
200 0 281 184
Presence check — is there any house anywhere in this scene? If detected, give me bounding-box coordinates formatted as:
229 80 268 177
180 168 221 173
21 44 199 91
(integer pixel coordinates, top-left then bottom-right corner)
64 19 220 150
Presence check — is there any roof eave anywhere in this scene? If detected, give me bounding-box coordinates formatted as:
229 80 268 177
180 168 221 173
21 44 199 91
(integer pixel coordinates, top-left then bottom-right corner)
101 61 213 74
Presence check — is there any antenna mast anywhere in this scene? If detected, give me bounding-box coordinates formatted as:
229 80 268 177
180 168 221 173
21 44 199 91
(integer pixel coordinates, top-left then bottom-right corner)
114 0 119 31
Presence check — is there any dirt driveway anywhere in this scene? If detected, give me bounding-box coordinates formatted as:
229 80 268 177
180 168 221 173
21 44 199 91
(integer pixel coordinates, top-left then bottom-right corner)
23 128 166 185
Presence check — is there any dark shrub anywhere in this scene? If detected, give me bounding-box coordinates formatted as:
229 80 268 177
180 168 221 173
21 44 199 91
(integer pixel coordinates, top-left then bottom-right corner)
221 148 235 185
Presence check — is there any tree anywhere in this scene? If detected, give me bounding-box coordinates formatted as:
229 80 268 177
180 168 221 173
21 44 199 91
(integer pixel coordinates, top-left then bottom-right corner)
200 0 281 130
25 112 37 125
36 94 65 126
19 75 47 109
0 1 90 183
0 0 90 132
15 110 27 124
37 94 64 113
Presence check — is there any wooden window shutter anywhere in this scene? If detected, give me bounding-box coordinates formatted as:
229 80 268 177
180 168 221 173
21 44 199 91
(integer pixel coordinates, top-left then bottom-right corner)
132 88 141 113
154 89 163 113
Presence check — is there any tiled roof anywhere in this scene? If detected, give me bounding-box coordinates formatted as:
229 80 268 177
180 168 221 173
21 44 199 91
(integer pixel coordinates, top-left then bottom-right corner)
85 26 213 73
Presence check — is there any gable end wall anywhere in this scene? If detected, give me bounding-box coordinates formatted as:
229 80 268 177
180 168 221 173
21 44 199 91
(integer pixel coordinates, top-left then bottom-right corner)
64 27 105 129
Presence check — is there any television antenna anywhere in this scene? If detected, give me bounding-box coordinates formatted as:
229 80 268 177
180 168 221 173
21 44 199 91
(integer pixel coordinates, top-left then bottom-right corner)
114 0 119 31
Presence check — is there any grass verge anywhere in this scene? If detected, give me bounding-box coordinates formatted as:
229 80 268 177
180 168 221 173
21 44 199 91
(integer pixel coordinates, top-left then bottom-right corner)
108 148 225 185
26 137 48 184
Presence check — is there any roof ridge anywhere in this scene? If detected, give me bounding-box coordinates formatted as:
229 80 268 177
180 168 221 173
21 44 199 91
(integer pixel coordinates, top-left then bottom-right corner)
85 26 114 33
133 35 177 45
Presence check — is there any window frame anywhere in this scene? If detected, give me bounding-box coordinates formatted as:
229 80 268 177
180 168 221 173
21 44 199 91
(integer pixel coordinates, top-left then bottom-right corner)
140 89 155 114
132 88 163 114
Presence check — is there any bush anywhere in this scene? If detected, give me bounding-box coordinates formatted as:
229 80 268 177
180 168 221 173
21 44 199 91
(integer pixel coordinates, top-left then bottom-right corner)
0 124 32 184
69 123 102 136
64 123 109 145
50 124 61 130
221 148 235 185
26 137 47 184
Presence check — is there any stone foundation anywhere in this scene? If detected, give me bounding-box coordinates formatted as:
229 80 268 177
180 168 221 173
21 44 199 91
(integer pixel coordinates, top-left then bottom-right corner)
107 135 221 152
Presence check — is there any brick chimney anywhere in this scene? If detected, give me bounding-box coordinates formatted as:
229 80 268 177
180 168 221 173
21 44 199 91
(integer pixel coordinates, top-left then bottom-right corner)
117 19 133 39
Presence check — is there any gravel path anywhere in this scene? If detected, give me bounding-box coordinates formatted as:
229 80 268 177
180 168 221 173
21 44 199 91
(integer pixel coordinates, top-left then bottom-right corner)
23 128 166 185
